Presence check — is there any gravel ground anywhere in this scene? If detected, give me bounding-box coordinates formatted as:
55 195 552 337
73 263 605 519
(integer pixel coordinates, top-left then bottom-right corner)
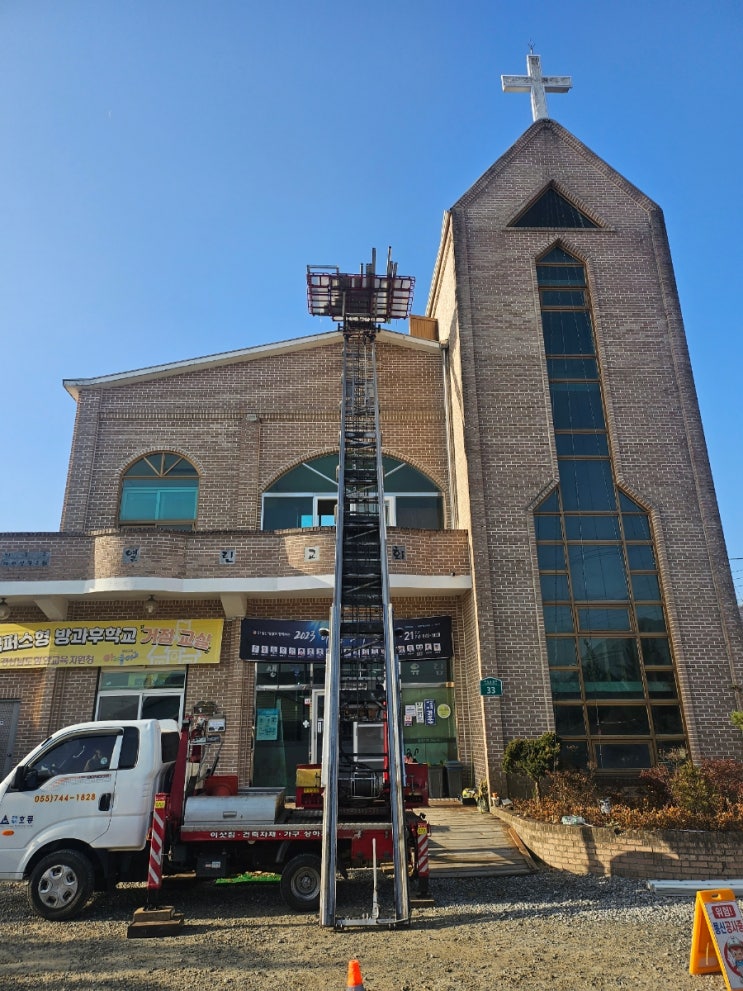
0 869 714 991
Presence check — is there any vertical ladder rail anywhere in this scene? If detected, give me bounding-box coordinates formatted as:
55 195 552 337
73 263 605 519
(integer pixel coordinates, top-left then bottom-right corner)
318 337 350 924
373 340 409 923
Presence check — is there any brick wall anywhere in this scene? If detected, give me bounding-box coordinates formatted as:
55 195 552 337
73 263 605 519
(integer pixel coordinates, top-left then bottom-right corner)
0 670 53 760
59 338 449 535
0 331 473 774
0 529 470 582
493 806 743 880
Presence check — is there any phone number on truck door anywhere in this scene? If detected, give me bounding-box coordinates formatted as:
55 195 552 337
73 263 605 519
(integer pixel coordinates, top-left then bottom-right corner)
33 793 97 802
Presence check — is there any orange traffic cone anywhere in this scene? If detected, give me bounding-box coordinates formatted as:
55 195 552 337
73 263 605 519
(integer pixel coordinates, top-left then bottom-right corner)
346 958 365 990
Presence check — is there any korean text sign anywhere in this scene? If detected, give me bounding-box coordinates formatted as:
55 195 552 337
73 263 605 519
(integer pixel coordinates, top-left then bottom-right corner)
0 619 223 669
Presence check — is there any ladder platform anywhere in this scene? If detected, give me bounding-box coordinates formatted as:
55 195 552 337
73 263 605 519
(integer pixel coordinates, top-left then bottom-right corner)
335 916 411 930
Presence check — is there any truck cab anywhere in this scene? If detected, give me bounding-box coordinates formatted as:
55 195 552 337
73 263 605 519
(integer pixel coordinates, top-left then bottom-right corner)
0 718 180 918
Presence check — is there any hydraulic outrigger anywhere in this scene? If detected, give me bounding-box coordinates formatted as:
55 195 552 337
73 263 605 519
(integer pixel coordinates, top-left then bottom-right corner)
306 250 415 928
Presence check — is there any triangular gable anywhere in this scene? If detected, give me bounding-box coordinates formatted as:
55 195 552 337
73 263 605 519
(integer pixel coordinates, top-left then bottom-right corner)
449 119 657 215
510 184 598 228
62 328 438 400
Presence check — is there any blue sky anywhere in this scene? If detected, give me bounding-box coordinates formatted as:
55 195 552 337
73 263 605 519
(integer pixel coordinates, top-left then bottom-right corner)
1 1 741 600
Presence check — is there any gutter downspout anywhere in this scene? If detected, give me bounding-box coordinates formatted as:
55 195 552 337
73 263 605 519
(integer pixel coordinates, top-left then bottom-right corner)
440 341 458 530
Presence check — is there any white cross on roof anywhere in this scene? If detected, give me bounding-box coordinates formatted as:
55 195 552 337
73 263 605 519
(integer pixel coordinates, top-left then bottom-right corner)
501 54 572 122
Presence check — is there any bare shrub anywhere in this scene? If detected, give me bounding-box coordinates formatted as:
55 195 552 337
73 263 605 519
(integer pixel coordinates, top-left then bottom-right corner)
509 757 743 831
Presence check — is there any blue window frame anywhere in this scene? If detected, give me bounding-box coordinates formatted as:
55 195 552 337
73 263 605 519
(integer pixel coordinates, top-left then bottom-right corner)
119 453 198 529
262 454 443 532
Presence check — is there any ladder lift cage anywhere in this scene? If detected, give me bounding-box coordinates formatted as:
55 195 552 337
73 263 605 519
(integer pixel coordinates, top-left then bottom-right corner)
307 251 415 928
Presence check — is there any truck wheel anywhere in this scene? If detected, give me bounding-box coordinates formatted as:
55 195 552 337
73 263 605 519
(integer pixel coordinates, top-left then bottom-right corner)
27 849 95 920
280 854 322 912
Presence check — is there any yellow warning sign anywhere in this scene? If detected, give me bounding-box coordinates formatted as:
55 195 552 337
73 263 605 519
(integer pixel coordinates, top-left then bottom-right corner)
689 888 743 989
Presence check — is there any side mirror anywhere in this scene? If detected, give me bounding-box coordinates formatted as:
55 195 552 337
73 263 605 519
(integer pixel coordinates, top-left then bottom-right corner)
12 766 38 791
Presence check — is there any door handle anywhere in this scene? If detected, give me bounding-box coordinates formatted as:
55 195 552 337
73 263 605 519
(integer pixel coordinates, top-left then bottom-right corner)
98 793 112 812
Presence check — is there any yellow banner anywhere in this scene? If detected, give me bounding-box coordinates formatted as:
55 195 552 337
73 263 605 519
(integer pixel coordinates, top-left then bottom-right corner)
0 619 223 670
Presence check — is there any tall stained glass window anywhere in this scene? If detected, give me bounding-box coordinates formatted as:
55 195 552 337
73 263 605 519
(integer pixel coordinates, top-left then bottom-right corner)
535 247 686 771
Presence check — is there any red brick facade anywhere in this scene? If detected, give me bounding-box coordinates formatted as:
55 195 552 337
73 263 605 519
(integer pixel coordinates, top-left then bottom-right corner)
1 120 741 794
427 120 743 782
0 334 469 778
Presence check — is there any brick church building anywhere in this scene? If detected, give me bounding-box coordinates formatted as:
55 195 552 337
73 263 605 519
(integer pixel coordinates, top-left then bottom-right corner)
1 85 742 794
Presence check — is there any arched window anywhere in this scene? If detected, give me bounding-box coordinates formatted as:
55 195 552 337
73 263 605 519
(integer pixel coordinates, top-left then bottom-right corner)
119 453 199 530
262 454 443 531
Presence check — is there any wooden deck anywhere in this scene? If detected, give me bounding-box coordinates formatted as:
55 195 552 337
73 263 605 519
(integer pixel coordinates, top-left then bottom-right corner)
420 801 536 877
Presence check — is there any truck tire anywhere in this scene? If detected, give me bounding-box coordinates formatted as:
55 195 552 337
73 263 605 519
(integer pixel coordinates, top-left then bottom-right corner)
27 849 95 921
280 853 322 912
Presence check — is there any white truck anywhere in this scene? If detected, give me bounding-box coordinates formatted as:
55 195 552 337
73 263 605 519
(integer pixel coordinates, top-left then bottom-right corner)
0 711 429 921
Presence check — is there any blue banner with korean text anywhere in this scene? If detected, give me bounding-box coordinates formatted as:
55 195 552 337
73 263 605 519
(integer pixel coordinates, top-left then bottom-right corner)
392 616 452 661
240 619 329 663
240 616 452 663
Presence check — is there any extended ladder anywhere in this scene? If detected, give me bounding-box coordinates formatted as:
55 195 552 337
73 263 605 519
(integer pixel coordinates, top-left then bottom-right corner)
306 251 414 928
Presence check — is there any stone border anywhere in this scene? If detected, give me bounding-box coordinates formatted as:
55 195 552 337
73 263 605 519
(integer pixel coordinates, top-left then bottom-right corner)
491 806 743 880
